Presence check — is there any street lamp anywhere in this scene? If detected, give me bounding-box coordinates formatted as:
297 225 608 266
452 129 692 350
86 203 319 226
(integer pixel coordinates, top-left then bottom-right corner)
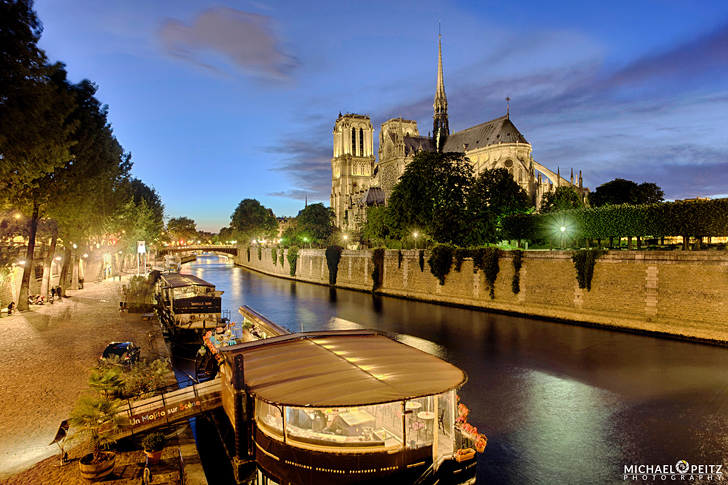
413 232 419 250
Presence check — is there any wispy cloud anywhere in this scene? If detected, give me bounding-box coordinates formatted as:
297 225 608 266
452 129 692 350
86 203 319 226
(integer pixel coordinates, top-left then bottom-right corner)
158 7 298 81
265 137 332 201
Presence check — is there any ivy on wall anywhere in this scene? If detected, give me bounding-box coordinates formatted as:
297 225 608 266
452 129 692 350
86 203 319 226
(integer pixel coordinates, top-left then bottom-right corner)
271 248 277 266
428 244 454 285
279 251 285 267
326 245 344 285
418 250 425 272
472 247 500 299
371 248 385 291
572 249 605 290
454 248 468 272
397 250 403 269
511 249 523 294
257 245 262 260
287 246 299 277
246 247 251 262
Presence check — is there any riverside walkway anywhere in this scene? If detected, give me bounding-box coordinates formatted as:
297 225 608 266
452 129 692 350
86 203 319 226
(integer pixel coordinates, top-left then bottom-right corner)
0 275 169 481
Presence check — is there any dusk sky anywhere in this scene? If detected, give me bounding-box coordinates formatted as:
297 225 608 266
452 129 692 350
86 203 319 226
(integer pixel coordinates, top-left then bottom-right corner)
33 0 728 232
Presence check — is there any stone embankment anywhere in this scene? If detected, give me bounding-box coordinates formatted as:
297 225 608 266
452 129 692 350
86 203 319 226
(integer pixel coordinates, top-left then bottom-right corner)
235 247 728 344
0 275 206 485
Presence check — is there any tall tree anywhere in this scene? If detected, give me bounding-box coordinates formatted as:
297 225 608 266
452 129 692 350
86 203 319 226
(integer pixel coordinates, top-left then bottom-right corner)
589 178 665 207
540 186 585 213
466 168 532 245
167 217 198 244
297 203 334 245
386 151 473 245
230 199 278 242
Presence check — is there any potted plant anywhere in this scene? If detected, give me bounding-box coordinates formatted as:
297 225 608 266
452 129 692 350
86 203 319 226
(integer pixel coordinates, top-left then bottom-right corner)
141 432 167 465
455 447 476 462
69 394 128 481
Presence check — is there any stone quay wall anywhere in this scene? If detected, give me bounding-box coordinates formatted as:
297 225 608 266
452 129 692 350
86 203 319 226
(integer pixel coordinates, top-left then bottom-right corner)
234 247 728 344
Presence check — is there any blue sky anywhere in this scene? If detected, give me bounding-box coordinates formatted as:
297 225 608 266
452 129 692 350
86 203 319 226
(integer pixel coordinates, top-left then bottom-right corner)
34 0 728 232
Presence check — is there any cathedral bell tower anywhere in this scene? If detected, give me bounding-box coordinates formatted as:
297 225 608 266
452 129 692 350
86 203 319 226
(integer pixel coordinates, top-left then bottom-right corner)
330 113 375 229
433 27 449 152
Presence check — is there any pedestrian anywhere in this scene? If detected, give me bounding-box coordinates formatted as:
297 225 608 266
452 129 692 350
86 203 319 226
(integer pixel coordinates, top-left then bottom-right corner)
79 277 84 289
7 302 15 315
120 284 127 311
50 286 56 300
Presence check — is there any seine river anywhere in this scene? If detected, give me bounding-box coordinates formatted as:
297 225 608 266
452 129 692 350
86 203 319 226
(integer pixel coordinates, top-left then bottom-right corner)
182 254 728 484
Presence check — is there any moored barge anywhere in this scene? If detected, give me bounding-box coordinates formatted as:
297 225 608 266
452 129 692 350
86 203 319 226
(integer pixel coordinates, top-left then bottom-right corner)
216 328 481 484
154 272 223 338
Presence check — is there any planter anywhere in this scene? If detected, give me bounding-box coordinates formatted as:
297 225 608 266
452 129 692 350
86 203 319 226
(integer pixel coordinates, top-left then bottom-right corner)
79 451 115 481
455 448 475 463
145 449 163 465
475 439 487 453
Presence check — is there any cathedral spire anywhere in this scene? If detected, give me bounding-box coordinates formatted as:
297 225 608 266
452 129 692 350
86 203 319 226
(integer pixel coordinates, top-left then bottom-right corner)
433 22 449 151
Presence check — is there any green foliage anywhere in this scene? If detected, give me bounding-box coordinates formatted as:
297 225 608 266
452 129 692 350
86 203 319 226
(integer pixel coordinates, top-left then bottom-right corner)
502 198 728 246
279 250 285 267
246 246 251 262
589 178 664 207
387 151 474 245
230 198 278 242
167 217 197 243
511 249 523 294
297 203 335 245
471 247 500 298
454 248 469 272
540 186 585 213
361 206 390 244
141 432 167 453
88 367 124 398
397 250 403 269
572 249 605 290
257 245 262 260
428 244 454 285
69 394 127 463
125 275 154 311
123 359 170 398
418 250 425 272
287 246 299 276
271 247 277 266
466 168 532 245
325 245 344 285
371 248 385 291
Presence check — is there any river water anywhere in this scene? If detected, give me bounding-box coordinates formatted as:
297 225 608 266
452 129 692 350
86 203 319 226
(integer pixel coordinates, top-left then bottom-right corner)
183 255 728 484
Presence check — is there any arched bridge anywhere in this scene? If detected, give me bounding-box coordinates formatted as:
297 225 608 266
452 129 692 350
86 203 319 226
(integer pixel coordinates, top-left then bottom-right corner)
159 245 238 257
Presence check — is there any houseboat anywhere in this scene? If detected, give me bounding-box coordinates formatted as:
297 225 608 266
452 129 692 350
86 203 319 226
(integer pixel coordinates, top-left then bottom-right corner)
215 327 481 484
154 272 223 338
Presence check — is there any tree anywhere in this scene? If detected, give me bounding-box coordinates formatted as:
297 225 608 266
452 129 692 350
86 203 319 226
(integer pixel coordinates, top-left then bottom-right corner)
230 199 278 242
540 186 585 213
589 178 665 207
466 168 532 245
360 206 390 245
167 217 197 244
387 151 474 245
297 203 334 245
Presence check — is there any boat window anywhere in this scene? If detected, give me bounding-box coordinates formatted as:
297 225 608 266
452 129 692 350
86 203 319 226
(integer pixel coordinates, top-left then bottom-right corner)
404 396 435 449
282 403 404 451
256 400 283 437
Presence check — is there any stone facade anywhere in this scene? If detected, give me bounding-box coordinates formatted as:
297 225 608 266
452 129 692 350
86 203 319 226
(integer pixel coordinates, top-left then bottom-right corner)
235 247 728 344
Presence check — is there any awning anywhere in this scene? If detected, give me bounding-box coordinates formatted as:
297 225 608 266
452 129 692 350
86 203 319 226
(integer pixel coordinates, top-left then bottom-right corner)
220 330 467 407
159 273 215 288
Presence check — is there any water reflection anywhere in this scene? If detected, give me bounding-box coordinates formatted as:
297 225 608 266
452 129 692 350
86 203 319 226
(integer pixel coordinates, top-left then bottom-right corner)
182 255 728 484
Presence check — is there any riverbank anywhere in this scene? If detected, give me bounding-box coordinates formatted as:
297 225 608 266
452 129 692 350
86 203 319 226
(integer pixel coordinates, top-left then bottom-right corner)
0 275 206 484
233 248 728 345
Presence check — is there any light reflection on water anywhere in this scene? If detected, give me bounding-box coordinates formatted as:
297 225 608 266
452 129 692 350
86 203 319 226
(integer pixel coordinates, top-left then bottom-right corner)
182 254 728 485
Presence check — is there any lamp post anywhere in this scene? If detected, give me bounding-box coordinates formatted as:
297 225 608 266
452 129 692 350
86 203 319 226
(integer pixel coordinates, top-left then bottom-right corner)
413 232 419 250
560 226 566 249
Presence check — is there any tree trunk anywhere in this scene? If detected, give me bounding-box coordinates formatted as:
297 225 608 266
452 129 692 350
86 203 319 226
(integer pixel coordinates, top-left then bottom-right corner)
71 252 79 289
627 236 633 250
18 205 40 311
608 237 613 249
682 235 689 251
58 247 72 297
636 236 642 250
41 235 58 296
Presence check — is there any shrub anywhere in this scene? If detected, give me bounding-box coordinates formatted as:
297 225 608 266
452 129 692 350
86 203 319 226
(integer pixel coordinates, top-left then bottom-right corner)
511 250 523 294
572 249 605 290
142 432 167 452
454 248 470 272
279 250 285 267
325 245 344 285
287 246 299 276
271 247 277 266
371 248 385 291
123 359 170 398
428 244 454 285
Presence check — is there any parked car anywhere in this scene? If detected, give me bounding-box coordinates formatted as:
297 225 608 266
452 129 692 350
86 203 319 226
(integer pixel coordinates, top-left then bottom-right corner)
100 342 140 366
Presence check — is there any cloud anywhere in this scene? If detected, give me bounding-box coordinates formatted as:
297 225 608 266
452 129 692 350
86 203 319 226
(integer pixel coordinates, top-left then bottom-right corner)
265 137 332 201
158 7 298 80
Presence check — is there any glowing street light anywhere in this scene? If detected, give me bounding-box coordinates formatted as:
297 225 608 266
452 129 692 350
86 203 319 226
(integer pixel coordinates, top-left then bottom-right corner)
413 231 419 249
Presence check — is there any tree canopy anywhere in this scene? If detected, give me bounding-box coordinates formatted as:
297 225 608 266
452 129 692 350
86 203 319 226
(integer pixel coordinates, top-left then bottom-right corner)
588 178 665 207
230 198 278 242
297 203 334 244
540 186 585 213
386 151 474 245
167 217 197 244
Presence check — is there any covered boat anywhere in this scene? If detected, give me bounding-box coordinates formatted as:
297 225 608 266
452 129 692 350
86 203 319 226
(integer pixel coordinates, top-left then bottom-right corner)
154 273 223 337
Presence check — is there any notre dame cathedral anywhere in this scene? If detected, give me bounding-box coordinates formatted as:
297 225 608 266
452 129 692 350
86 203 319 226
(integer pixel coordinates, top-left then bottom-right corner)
330 34 588 232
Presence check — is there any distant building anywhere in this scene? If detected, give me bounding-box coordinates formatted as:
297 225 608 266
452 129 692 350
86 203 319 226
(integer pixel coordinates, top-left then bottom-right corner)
277 216 294 238
331 34 588 231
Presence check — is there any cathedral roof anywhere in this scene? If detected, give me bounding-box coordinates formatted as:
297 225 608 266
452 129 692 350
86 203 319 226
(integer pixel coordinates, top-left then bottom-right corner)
357 187 386 207
442 116 529 153
404 135 436 155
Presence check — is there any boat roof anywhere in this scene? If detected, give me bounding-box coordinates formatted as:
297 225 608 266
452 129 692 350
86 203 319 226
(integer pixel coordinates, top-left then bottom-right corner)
219 330 467 407
159 273 215 289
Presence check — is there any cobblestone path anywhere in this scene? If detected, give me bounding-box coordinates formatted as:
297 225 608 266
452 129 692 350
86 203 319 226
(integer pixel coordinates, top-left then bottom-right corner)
0 275 165 480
